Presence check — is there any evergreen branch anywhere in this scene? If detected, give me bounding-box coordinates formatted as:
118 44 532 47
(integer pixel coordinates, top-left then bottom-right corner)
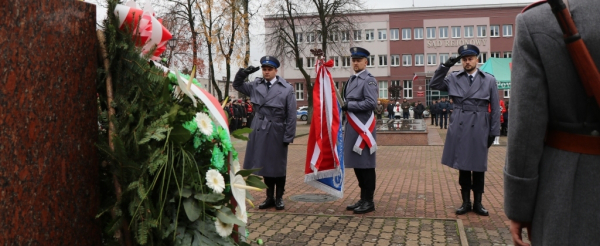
122 58 166 77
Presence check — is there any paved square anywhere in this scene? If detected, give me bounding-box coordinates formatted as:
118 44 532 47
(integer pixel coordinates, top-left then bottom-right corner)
233 123 517 245
246 213 463 246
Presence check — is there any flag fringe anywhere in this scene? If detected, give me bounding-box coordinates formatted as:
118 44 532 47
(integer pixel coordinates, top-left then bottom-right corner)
304 169 341 182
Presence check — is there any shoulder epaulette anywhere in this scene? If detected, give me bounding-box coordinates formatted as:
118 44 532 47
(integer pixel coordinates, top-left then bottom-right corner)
451 70 460 73
483 71 495 77
522 0 547 13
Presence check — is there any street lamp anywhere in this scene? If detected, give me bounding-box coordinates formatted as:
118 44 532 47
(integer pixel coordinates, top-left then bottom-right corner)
168 38 177 50
167 38 177 67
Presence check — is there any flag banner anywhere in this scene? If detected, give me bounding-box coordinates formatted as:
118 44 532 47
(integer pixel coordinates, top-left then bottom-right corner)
304 58 345 198
413 73 418 81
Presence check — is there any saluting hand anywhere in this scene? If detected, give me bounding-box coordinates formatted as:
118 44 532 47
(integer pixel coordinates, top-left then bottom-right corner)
243 65 260 75
443 56 462 67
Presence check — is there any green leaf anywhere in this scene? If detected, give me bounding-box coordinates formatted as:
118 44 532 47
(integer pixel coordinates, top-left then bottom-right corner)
182 198 201 222
245 175 268 189
231 127 252 141
194 193 225 203
235 168 261 177
170 124 193 144
180 188 193 198
215 206 245 226
245 190 254 201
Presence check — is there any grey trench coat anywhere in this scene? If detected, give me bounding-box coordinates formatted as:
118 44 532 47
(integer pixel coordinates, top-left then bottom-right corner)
233 69 297 177
430 66 500 172
504 1 600 245
343 70 378 169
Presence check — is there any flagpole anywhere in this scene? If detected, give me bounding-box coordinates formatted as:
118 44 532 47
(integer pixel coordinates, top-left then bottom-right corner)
310 48 345 106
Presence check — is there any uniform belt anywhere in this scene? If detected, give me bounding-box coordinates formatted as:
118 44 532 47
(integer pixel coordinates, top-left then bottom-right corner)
453 104 488 112
545 130 600 155
256 113 284 123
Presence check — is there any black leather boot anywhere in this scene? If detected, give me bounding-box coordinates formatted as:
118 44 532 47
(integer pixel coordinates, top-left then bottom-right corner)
353 201 375 214
275 177 285 210
455 189 471 215
258 197 275 209
473 192 489 216
346 200 365 211
258 179 275 209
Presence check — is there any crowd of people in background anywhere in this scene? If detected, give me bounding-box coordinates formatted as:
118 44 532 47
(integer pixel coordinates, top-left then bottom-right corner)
377 98 509 136
224 98 254 132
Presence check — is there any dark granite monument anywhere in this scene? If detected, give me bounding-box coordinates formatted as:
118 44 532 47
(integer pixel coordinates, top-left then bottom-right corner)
0 0 100 244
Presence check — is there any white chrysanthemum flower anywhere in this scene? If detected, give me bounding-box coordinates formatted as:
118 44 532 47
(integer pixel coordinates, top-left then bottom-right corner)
232 159 241 174
195 112 213 136
235 206 248 224
214 218 234 237
206 169 225 193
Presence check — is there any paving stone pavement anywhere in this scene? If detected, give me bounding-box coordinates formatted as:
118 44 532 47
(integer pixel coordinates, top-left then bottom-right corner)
233 122 520 245
245 213 463 246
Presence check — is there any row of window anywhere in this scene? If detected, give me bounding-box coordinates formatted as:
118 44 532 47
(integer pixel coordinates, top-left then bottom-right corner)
407 25 513 40
293 24 513 43
295 80 510 100
297 52 512 69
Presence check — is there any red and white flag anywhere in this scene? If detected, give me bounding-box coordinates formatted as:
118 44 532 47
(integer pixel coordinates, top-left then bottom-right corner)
304 58 344 198
413 73 418 82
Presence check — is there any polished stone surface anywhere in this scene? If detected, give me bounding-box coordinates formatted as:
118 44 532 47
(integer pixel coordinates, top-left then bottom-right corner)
0 0 100 244
376 119 427 132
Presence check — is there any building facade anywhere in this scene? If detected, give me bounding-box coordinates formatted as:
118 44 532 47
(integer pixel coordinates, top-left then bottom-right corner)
264 4 525 108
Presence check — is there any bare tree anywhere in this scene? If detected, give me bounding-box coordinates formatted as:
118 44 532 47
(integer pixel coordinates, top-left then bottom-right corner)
215 0 245 101
164 0 205 78
310 0 363 58
266 0 363 124
196 0 226 101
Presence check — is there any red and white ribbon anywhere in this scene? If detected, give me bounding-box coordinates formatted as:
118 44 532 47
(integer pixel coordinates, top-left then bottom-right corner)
114 1 172 60
346 111 377 155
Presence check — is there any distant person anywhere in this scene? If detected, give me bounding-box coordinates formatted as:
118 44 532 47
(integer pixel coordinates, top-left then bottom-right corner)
414 101 425 119
386 101 395 119
501 100 508 136
375 101 384 119
438 97 450 129
393 102 402 119
505 1 600 245
430 100 438 126
401 99 410 119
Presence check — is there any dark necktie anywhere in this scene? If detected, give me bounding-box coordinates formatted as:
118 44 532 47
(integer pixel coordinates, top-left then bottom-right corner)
469 75 474 86
267 81 272 91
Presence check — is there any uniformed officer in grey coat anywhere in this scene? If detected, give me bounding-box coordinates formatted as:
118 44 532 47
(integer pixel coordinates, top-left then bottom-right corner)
342 47 379 214
233 56 297 210
505 1 600 245
430 44 500 216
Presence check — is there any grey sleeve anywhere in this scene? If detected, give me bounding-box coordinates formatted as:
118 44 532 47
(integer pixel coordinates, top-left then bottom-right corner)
489 79 501 136
348 78 378 112
504 13 549 223
283 88 297 143
233 68 253 96
430 65 450 91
